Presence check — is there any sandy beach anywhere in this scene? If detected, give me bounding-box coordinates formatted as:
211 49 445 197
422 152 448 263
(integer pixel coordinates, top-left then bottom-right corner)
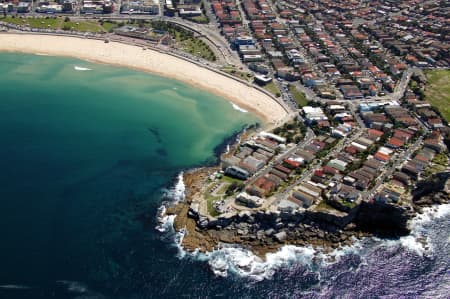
0 33 289 125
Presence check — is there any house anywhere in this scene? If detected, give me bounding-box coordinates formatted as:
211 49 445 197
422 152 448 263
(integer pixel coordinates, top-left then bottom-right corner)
423 138 443 152
225 166 249 180
367 129 384 141
327 159 348 172
374 152 390 163
236 192 264 208
292 191 315 207
401 162 422 179
302 106 328 123
270 168 289 181
393 171 410 185
364 158 382 170
298 182 322 198
284 158 302 169
386 137 405 149
323 165 339 175
242 156 265 172
274 164 292 175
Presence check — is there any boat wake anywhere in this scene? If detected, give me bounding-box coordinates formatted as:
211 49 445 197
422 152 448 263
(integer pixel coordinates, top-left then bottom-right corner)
231 103 248 113
157 174 450 284
74 66 92 71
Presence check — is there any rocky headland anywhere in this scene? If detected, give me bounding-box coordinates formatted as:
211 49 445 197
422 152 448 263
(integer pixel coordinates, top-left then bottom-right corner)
163 168 449 258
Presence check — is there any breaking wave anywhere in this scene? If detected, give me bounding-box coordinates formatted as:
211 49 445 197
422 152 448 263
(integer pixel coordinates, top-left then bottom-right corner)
161 172 185 203
231 103 248 113
74 66 92 71
156 171 186 236
158 172 450 286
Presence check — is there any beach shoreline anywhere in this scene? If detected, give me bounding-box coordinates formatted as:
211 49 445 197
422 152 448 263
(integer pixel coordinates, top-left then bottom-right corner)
0 33 289 126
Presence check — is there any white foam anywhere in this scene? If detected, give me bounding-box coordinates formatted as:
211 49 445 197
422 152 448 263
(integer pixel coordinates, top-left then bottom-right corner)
162 172 185 203
379 204 450 256
159 172 185 203
155 172 186 247
323 237 366 264
231 103 248 113
225 144 230 154
179 245 319 281
56 280 88 293
198 204 450 279
156 214 176 233
158 170 449 280
74 66 92 71
34 53 49 56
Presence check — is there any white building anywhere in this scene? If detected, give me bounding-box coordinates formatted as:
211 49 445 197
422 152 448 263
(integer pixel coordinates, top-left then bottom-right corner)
302 106 328 123
236 192 264 208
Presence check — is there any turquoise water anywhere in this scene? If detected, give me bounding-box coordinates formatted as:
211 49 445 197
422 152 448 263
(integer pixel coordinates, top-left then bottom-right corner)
0 53 257 298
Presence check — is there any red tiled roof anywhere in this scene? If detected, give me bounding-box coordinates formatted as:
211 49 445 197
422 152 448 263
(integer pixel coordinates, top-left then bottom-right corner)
387 137 405 147
323 165 339 174
368 129 384 137
345 146 358 155
374 152 390 162
314 169 325 177
284 159 301 168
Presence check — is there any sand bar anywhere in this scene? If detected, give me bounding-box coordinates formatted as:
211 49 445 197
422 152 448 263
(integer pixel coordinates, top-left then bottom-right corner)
0 33 289 125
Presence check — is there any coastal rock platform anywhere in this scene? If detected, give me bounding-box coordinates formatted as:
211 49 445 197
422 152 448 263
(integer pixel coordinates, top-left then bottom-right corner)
164 168 449 258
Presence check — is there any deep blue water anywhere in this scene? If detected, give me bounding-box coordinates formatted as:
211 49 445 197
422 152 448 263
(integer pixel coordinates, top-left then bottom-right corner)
0 53 449 299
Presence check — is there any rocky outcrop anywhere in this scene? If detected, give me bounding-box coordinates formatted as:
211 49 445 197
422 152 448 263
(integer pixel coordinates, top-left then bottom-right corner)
412 172 450 207
354 200 414 237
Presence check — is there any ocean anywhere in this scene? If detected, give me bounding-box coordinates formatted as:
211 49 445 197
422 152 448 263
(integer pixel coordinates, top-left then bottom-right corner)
0 53 448 299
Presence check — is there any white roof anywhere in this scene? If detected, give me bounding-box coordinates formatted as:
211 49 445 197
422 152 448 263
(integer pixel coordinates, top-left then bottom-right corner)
378 146 393 155
329 104 345 110
303 106 323 114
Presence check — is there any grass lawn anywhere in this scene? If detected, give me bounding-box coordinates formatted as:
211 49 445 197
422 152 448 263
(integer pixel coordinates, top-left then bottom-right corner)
189 15 209 24
315 200 339 212
63 20 104 32
288 84 308 107
263 81 281 97
0 16 25 26
101 21 120 32
221 66 254 82
1 16 62 29
205 193 221 217
1 16 106 32
172 31 216 61
424 69 450 122
181 38 216 61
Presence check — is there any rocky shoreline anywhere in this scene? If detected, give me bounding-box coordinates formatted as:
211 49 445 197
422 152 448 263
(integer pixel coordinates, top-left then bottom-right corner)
163 168 449 258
